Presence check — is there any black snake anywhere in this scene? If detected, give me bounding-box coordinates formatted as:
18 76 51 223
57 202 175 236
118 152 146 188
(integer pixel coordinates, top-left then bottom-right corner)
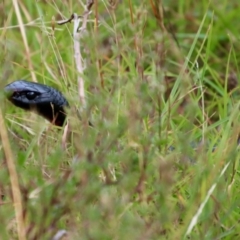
5 80 68 126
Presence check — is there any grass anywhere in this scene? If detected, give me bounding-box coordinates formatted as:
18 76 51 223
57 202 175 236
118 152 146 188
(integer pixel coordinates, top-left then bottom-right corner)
1 0 240 239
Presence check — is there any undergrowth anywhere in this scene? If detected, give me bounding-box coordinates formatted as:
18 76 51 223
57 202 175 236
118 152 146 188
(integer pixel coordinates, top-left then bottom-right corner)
0 0 240 239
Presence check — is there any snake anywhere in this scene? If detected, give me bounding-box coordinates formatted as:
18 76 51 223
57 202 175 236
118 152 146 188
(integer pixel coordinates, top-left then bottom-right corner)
4 80 68 126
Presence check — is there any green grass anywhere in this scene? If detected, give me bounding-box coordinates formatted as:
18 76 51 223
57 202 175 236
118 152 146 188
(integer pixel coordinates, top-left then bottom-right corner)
1 0 240 239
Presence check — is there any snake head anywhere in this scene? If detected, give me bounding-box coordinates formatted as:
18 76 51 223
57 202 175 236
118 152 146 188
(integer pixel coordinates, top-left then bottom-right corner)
5 80 68 126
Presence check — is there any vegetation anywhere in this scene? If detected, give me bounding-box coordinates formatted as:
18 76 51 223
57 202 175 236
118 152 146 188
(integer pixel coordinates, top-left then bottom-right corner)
1 0 240 239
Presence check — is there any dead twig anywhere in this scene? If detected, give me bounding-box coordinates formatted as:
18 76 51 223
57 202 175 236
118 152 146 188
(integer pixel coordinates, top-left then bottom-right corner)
0 108 26 240
57 1 94 149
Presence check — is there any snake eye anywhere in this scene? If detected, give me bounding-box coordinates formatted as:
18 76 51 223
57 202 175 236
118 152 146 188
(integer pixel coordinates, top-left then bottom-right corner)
26 91 38 100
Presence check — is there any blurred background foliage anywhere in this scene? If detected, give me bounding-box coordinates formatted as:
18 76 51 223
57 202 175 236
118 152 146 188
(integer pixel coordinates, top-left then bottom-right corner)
0 0 240 239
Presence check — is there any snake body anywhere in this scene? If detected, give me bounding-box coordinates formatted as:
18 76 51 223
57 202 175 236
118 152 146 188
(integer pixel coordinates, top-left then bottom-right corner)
5 80 68 126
